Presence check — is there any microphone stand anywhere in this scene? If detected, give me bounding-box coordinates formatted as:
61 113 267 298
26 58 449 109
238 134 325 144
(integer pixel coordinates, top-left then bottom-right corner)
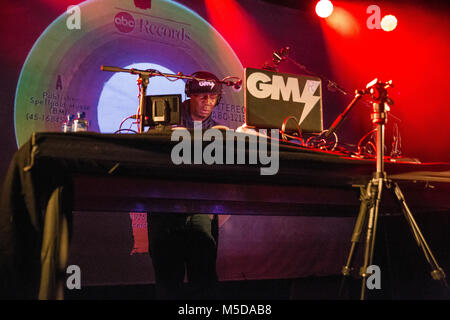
323 90 364 139
277 53 402 143
101 65 241 133
280 56 362 144
285 56 348 96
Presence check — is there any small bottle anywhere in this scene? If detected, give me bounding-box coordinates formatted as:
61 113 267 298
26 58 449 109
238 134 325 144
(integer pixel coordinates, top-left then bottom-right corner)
73 112 88 132
62 114 75 132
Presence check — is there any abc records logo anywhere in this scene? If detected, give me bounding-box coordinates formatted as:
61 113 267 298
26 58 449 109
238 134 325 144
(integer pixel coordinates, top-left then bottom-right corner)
114 12 135 33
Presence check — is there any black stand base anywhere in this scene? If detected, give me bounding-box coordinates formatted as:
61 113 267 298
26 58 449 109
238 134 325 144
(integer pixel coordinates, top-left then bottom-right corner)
340 177 448 300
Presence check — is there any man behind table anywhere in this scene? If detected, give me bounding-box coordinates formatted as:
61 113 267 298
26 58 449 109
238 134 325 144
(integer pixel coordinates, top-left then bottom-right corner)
148 71 222 299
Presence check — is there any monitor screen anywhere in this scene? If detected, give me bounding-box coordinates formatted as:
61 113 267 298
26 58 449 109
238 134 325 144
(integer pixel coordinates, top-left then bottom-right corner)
244 68 323 133
143 94 181 128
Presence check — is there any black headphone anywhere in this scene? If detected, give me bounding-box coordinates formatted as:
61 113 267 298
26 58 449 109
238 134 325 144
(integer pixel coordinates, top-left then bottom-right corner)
185 71 222 105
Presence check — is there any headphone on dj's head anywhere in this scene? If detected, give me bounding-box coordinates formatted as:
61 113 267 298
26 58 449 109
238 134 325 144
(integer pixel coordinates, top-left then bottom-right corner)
185 71 222 105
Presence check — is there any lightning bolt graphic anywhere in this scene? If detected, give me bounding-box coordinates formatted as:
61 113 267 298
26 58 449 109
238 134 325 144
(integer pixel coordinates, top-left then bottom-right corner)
298 80 321 125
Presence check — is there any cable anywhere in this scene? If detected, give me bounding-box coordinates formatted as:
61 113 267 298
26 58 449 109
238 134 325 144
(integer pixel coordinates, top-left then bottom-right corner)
147 69 179 82
305 130 338 151
280 116 304 145
118 115 137 132
357 129 377 157
113 128 138 134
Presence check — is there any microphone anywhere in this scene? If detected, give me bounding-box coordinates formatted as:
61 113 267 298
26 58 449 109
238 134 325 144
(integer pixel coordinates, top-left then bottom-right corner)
273 46 291 65
224 79 242 92
327 80 348 95
232 79 242 92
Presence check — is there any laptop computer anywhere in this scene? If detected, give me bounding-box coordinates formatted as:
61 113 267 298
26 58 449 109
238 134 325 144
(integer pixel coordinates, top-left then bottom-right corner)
244 67 323 133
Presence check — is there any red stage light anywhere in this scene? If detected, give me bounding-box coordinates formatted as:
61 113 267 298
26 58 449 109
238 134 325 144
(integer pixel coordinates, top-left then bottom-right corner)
316 0 334 18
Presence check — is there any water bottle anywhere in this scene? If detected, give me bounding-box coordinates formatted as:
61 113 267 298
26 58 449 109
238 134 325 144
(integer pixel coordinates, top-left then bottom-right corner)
62 114 75 132
73 112 88 132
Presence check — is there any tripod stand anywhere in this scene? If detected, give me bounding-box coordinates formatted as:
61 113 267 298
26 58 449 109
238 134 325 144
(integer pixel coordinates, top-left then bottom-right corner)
340 79 448 300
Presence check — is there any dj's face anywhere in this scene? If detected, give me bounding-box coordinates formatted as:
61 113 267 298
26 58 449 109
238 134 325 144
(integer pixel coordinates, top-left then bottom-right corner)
189 93 219 121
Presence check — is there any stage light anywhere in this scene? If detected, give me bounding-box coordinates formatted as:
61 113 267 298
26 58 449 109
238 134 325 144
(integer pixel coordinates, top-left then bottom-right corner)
381 15 398 32
316 0 333 18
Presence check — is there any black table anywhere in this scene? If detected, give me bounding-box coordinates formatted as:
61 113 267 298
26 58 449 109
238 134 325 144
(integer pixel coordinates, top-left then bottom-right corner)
1 131 449 299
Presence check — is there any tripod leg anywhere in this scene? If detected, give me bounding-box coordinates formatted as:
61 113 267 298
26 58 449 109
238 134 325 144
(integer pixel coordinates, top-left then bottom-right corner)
342 185 371 276
339 185 371 298
360 177 383 300
393 183 448 288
